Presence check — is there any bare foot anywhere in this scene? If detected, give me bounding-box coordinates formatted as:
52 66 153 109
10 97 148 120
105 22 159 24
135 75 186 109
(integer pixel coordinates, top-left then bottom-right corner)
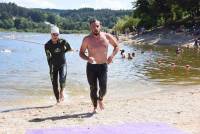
98 100 104 110
60 90 64 102
55 100 61 105
92 107 98 113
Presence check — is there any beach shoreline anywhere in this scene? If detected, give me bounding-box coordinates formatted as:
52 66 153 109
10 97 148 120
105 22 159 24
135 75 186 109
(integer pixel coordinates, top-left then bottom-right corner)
0 85 200 134
1 31 200 134
119 28 199 48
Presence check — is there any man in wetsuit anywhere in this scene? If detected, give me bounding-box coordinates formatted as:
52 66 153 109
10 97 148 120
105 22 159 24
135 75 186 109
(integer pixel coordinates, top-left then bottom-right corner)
79 19 119 113
45 26 72 104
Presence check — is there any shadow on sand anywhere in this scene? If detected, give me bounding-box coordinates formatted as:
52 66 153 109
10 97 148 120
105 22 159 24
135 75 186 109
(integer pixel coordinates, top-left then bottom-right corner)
29 112 95 122
0 105 54 113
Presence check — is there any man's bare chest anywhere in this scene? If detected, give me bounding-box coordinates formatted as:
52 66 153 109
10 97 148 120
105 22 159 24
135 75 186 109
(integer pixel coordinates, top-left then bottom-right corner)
88 38 108 49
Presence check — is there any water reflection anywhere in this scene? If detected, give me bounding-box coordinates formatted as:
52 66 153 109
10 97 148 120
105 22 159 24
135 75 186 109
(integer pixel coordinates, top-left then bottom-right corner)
122 44 200 85
0 32 200 109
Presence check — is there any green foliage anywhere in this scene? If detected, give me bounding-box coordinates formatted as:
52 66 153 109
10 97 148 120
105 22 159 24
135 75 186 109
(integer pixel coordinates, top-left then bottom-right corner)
47 14 57 24
114 18 127 32
28 10 45 22
124 17 140 29
114 16 140 33
15 18 30 29
133 0 200 29
1 19 14 29
0 2 132 33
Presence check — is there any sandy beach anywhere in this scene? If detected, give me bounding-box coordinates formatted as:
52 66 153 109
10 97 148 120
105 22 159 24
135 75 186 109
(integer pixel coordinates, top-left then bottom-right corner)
0 85 200 134
120 28 198 48
1 31 200 134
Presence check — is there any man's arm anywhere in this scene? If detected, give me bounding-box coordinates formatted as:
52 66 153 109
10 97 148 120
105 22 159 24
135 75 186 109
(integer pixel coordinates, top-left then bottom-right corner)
79 37 89 61
79 37 95 63
106 33 120 64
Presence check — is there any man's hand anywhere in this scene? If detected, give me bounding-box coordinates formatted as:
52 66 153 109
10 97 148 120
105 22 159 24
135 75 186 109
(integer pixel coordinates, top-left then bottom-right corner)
88 57 96 64
107 55 114 64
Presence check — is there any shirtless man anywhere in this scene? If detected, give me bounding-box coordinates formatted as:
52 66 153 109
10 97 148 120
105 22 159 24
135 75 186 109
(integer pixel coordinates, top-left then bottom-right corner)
79 19 119 113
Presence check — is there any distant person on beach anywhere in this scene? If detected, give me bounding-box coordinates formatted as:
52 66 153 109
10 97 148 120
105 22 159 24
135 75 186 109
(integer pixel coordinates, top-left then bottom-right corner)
120 49 126 58
44 26 72 104
132 52 135 57
79 19 119 113
128 53 133 60
112 31 119 41
194 38 200 48
176 47 182 54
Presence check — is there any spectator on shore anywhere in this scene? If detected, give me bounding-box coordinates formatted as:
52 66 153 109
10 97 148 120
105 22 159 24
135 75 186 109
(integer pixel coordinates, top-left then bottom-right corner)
112 30 119 41
194 38 200 48
120 49 126 58
132 52 135 57
128 53 133 60
176 47 182 54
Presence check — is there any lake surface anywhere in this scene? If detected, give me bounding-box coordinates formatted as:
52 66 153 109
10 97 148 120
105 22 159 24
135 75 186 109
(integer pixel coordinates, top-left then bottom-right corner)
0 32 200 111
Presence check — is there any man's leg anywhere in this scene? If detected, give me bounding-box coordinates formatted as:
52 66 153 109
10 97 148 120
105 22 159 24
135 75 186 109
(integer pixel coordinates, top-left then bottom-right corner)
87 63 98 112
98 64 107 110
59 64 67 102
50 66 59 103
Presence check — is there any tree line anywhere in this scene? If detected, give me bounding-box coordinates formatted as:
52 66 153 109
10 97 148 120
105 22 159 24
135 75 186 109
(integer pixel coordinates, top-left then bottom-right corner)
0 2 132 33
114 0 200 33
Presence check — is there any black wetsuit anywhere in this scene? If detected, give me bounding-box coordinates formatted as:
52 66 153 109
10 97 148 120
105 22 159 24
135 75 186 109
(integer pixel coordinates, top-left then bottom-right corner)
86 62 107 108
44 39 71 101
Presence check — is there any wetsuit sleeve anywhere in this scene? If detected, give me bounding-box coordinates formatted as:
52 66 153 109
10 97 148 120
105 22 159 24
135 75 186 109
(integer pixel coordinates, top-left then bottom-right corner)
44 44 52 66
63 40 72 52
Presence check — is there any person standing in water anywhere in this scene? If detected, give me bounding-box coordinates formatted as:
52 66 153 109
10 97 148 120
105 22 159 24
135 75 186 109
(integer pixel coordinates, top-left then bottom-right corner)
79 19 119 113
44 26 72 104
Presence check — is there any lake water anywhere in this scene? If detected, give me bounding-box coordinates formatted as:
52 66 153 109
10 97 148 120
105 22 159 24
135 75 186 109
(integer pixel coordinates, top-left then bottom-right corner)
0 32 200 111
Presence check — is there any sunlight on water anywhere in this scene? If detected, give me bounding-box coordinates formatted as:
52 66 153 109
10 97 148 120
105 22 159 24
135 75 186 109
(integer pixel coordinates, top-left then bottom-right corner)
0 32 200 111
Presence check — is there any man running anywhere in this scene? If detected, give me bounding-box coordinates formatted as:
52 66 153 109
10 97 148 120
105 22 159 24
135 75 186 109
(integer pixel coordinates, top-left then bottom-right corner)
79 19 119 113
44 26 72 104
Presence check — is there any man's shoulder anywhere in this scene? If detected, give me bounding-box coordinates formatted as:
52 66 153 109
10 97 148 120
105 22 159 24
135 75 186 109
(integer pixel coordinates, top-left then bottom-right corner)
103 32 112 37
84 35 91 39
82 35 91 42
103 32 115 40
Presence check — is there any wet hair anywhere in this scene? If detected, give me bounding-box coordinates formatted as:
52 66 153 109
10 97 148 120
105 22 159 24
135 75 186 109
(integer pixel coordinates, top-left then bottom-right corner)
120 49 125 55
89 18 100 25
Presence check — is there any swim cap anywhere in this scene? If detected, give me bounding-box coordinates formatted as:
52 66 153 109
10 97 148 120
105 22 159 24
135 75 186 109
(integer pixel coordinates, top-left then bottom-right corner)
51 26 59 34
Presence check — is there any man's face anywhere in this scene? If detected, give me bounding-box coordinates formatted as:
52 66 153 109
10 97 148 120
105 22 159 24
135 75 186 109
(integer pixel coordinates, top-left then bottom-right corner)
90 21 101 36
51 33 59 42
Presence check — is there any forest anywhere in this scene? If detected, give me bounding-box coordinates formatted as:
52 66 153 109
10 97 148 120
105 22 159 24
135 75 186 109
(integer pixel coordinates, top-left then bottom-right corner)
115 0 200 33
0 1 199 34
0 2 132 33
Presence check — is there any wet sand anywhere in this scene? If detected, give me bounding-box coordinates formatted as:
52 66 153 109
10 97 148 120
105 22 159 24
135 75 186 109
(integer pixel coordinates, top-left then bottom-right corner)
1 31 200 134
0 86 200 134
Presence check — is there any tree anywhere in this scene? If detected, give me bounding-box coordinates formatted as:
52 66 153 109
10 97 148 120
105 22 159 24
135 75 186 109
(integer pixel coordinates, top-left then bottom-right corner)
0 2 132 33
47 14 57 24
14 18 32 29
175 0 200 17
1 19 14 29
0 12 11 19
28 11 45 22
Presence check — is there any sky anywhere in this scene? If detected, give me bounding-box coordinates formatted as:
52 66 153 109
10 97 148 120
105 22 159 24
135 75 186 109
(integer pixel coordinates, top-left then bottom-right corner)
0 0 134 10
